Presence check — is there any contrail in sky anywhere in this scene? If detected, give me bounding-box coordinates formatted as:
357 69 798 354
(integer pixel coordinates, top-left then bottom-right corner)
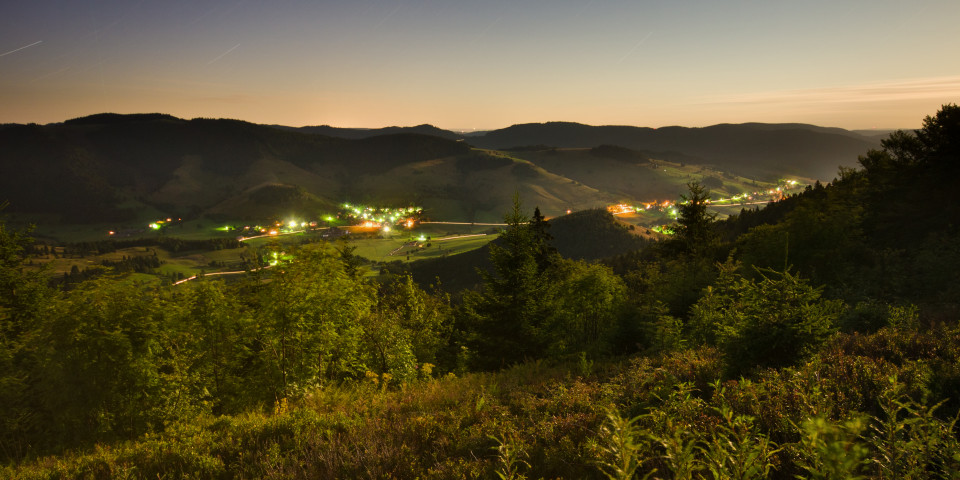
372 3 402 32
0 40 42 57
207 43 241 65
469 16 502 46
618 32 652 64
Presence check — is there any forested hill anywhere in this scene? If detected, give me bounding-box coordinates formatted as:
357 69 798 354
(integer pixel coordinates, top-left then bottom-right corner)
276 123 462 140
0 113 885 225
272 120 883 181
0 114 470 222
405 208 652 292
466 121 880 181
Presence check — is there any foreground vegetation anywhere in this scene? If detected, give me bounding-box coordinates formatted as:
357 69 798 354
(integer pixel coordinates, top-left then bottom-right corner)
1 105 959 478
6 329 960 479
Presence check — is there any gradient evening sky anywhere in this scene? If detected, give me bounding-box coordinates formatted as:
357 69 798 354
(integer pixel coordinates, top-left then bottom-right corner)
1 0 958 130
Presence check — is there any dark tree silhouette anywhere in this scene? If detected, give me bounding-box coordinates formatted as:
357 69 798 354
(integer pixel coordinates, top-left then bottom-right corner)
674 181 717 254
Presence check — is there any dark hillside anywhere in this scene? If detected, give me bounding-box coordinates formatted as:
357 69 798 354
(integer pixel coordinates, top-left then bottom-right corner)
338 133 471 173
549 208 649 261
407 242 492 293
589 144 650 163
410 209 649 291
63 113 180 125
506 146 686 201
0 115 469 221
0 123 134 221
469 121 880 181
715 105 960 308
280 123 463 141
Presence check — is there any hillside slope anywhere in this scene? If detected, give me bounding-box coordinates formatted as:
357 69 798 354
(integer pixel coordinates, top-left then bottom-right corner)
408 208 652 291
0 113 878 227
468 121 880 181
0 115 469 222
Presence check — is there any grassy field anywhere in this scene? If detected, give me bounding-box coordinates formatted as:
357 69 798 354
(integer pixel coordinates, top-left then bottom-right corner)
29 244 252 278
239 223 498 259
350 232 494 263
25 221 498 286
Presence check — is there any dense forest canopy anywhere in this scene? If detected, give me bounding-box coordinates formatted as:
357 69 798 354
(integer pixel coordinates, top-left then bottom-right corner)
2 104 960 478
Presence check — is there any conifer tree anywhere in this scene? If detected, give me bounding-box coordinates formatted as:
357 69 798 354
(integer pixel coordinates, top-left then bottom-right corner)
462 195 554 368
673 181 717 255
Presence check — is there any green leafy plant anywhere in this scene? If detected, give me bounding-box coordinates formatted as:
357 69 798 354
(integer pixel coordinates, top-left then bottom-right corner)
491 432 531 480
700 405 780 479
794 415 870 480
869 376 960 479
595 408 652 480
692 265 841 375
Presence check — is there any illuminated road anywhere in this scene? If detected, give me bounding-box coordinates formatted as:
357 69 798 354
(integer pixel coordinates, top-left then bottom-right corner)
612 200 781 216
172 265 273 286
237 229 307 242
713 200 780 207
421 221 506 226
433 233 489 241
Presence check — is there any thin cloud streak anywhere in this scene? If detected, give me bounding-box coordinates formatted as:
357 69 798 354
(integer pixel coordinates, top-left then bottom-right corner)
371 2 402 32
207 43 241 65
0 40 43 57
702 76 960 107
140 76 239 90
192 93 254 105
469 16 502 46
32 66 72 82
617 32 652 64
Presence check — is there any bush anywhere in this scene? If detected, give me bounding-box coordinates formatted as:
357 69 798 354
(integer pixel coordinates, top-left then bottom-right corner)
691 266 841 375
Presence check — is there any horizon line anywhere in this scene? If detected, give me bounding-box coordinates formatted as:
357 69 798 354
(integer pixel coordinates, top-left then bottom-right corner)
9 112 915 133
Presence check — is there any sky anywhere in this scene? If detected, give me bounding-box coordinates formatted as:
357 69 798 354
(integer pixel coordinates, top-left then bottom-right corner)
1 0 959 130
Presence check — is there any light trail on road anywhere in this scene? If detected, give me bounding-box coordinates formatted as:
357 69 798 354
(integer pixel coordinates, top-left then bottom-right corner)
709 201 778 207
433 233 489 241
420 221 506 226
237 229 306 242
172 265 273 286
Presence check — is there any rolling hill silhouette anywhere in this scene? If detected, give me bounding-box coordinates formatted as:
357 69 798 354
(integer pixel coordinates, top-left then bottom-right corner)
0 114 468 222
465 121 880 181
0 113 883 225
283 120 883 181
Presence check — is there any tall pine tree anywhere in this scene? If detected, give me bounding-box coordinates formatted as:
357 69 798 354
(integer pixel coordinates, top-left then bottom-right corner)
461 195 555 368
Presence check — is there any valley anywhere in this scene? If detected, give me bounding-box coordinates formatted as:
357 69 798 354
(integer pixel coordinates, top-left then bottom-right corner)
22 170 804 288
1 114 819 287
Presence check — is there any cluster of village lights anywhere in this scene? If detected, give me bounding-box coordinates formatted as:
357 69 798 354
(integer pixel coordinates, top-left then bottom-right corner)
109 217 183 236
342 203 422 232
148 217 181 230
607 180 802 218
605 180 803 233
117 202 423 239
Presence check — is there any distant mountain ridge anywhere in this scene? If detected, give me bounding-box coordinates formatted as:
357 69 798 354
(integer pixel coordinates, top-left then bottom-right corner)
0 114 471 222
274 120 884 181
0 113 888 227
272 123 463 141
0 114 609 224
463 121 881 181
